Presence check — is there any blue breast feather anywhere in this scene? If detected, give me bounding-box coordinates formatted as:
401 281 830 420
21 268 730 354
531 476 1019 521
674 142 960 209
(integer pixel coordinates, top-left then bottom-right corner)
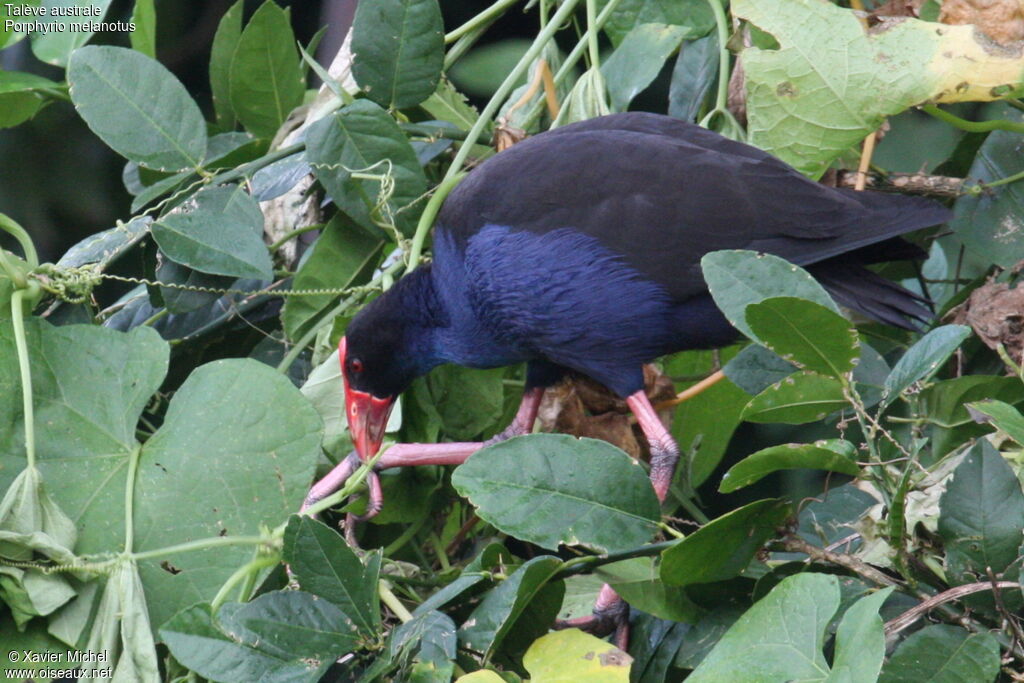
428 224 736 396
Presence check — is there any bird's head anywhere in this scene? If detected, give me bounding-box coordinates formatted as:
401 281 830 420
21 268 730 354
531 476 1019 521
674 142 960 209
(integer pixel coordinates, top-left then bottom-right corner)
339 305 426 461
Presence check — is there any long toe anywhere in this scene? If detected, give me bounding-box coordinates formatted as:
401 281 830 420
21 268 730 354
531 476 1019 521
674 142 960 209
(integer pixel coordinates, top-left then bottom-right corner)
554 584 629 648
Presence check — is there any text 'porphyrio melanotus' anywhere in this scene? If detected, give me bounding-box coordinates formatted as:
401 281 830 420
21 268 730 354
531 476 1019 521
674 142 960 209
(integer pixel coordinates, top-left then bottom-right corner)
304 112 950 640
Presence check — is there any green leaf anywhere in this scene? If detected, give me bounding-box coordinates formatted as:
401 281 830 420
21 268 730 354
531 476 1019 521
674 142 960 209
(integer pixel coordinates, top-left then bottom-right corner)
951 114 1024 267
0 323 167 558
210 0 243 129
881 325 972 410
687 573 839 682
68 45 207 171
669 34 719 122
252 153 310 201
938 440 1024 585
391 610 457 667
595 558 702 623
920 376 1024 429
456 672 506 683
31 0 113 66
282 516 381 637
969 399 1024 445
742 370 847 424
451 434 661 554
421 78 480 131
135 359 322 630
879 624 1001 683
674 605 744 669
745 297 858 378
155 259 233 315
0 466 76 563
85 560 160 682
720 441 859 493
306 99 428 236
666 346 750 487
282 214 383 341
421 364 506 441
162 604 296 683
228 0 305 138
457 555 562 659
130 170 194 213
828 587 893 683
161 597 345 683
661 499 790 587
0 612 69 680
597 0 715 46
218 591 358 663
723 343 797 395
702 250 840 340
57 216 151 270
351 0 444 109
523 629 631 682
130 0 156 57
415 543 512 617
735 0 1024 177
0 70 58 128
601 23 689 112
151 186 273 280
1 1 40 49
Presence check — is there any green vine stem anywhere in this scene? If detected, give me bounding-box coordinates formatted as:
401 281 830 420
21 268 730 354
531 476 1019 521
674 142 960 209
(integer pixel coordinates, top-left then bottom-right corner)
0 212 39 270
11 288 38 470
210 552 281 613
585 0 600 68
123 443 142 555
444 0 519 44
300 450 385 518
441 0 583 182
407 172 467 270
410 0 586 269
921 103 1024 135
275 256 407 374
966 167 1024 196
130 535 273 562
268 223 325 253
518 0 625 131
705 0 731 115
379 580 414 622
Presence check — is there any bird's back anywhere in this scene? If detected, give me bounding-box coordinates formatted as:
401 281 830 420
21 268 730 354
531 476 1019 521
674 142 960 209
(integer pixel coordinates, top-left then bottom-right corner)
437 113 949 303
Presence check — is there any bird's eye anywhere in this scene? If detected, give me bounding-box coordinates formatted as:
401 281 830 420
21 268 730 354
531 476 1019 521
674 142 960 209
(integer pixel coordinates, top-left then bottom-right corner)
350 358 364 373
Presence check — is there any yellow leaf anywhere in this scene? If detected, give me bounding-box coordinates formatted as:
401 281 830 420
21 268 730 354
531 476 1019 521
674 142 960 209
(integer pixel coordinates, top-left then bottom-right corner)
523 629 632 683
456 671 508 683
735 0 1024 177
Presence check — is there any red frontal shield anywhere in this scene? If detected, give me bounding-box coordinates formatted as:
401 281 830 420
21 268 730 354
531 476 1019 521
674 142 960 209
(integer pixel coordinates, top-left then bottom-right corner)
339 337 394 461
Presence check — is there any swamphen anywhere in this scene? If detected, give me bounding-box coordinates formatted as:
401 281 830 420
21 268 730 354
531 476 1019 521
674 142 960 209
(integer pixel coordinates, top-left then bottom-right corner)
305 111 949 638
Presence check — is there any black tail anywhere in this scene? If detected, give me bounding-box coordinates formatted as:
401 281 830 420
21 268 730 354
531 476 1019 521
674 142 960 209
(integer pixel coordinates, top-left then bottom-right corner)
810 262 932 330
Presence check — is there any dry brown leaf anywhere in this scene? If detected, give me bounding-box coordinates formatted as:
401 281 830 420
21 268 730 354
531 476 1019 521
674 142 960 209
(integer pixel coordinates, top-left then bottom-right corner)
953 281 1024 366
537 365 676 460
940 0 1024 45
869 0 926 20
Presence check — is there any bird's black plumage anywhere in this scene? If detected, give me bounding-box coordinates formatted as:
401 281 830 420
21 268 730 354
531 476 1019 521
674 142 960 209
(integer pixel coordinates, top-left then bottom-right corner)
342 113 950 400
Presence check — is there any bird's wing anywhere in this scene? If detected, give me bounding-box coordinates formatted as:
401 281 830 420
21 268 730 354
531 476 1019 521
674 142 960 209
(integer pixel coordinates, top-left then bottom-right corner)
438 114 948 302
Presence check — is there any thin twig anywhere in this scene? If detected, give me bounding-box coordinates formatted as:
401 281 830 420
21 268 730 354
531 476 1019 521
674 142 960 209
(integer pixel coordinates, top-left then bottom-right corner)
782 535 901 588
834 170 965 197
885 581 1023 637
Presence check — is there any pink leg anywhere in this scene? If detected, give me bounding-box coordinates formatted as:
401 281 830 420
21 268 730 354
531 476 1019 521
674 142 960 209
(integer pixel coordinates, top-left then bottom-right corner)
555 583 629 648
626 389 678 502
484 386 544 445
557 390 678 647
301 387 545 515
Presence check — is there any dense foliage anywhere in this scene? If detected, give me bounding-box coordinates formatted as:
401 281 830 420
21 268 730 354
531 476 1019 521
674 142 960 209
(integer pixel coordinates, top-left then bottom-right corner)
2 0 1024 680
